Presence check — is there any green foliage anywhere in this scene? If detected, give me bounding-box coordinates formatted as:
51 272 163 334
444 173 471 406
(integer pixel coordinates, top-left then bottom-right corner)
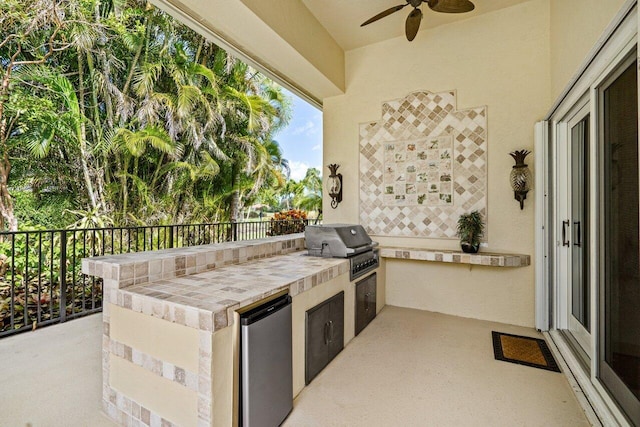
294 168 322 214
456 210 484 246
13 192 76 230
1 0 294 229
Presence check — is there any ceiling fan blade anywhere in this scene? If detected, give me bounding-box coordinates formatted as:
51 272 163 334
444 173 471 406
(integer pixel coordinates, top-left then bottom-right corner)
405 8 422 41
428 0 475 14
361 3 408 27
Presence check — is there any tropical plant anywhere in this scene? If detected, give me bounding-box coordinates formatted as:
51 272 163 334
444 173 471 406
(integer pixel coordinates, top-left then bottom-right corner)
294 168 322 214
268 209 307 236
456 210 484 252
0 0 293 230
0 0 78 230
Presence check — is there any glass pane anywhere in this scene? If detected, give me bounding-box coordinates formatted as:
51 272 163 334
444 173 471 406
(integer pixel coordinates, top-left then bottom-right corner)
604 61 640 400
571 116 590 331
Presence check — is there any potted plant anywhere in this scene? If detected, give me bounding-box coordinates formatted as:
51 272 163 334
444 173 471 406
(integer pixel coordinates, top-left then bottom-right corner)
456 210 484 254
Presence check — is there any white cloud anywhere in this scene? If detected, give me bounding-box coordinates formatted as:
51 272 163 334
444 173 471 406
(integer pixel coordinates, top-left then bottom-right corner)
290 120 317 136
312 144 322 151
289 161 322 181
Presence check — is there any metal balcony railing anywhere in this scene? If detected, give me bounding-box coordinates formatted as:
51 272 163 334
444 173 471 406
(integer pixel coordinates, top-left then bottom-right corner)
0 218 317 338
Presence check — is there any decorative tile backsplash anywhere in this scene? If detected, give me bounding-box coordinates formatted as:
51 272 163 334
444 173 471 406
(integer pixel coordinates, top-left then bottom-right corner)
360 90 487 238
383 135 454 207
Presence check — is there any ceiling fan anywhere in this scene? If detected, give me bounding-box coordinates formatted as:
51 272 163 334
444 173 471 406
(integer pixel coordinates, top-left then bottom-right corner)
361 0 475 42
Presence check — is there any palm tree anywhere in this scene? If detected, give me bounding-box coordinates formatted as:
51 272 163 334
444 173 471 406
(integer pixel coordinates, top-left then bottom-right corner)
211 51 292 221
0 0 76 230
16 67 102 211
3 0 293 228
295 168 322 214
279 179 302 210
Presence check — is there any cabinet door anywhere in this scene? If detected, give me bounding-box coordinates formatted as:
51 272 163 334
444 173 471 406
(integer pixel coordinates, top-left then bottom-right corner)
328 292 344 360
365 274 377 325
355 279 368 336
355 273 376 336
305 302 330 385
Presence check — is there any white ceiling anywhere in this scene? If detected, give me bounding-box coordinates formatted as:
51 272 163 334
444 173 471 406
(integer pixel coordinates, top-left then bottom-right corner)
302 0 532 51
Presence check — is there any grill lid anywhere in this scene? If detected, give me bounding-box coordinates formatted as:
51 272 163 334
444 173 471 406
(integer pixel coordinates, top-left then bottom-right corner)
305 224 376 258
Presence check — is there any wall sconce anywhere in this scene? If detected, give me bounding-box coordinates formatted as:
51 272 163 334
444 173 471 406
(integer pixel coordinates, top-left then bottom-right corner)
509 150 533 210
327 164 343 209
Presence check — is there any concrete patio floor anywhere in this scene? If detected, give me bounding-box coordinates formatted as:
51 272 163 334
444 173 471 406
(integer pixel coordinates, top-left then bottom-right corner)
0 313 114 427
0 307 592 427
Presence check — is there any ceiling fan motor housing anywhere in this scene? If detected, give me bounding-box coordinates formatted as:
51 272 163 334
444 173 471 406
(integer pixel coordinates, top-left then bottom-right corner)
361 0 475 42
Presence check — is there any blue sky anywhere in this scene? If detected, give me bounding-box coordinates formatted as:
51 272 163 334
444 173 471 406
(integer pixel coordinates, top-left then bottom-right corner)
273 89 323 181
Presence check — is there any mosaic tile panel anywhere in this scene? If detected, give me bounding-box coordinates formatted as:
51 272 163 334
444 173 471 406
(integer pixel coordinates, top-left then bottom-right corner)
360 90 488 238
383 136 454 207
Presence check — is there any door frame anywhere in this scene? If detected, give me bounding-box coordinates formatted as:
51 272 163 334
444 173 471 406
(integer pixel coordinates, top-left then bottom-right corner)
596 52 640 425
536 1 638 425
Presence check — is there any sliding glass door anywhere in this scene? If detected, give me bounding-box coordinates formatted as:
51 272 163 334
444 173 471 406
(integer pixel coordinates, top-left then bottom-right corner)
569 113 591 355
555 100 592 360
599 57 640 425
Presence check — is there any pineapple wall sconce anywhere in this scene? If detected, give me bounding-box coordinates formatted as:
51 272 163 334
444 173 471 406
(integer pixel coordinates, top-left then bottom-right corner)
327 164 343 209
509 150 533 210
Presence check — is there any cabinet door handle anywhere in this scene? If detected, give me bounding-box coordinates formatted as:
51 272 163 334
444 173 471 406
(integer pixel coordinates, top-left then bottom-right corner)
324 322 329 346
562 220 570 246
328 320 334 343
573 221 581 247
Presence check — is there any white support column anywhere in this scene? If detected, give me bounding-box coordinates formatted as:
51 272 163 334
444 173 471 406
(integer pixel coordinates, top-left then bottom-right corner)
534 121 550 331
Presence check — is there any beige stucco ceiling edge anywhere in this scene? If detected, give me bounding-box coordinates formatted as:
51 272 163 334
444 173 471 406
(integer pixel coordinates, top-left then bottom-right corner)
149 0 345 108
238 0 345 89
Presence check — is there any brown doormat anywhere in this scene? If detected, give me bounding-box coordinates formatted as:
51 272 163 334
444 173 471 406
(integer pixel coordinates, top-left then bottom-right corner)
492 331 560 372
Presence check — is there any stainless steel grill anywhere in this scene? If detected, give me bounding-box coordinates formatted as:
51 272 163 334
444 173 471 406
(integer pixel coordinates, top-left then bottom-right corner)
304 224 379 280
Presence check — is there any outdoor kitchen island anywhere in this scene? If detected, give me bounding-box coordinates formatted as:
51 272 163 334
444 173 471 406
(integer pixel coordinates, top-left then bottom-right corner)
82 233 383 427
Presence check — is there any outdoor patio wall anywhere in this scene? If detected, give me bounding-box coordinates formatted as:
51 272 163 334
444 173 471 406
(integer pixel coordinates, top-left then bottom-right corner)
322 0 551 327
550 0 628 101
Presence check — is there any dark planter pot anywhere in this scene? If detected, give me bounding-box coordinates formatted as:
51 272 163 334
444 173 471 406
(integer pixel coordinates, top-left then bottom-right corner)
460 242 480 254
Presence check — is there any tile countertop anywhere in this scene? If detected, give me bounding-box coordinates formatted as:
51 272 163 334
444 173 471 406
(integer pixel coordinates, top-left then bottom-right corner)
82 234 348 332
379 247 530 267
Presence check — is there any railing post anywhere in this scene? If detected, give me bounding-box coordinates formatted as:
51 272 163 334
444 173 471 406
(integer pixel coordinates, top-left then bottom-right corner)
59 230 67 323
231 221 238 242
169 225 174 248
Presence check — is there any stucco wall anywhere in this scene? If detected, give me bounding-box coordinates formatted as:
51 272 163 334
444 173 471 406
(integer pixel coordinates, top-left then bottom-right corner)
550 0 628 101
323 0 551 327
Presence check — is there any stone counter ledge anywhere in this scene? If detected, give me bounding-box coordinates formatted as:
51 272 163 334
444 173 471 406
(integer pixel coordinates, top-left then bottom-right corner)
82 233 306 288
380 246 530 267
82 233 349 332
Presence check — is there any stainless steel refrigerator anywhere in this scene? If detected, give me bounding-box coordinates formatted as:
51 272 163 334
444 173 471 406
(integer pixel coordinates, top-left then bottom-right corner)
240 294 293 427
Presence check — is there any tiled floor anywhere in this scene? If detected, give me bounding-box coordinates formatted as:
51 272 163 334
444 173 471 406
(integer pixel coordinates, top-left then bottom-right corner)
284 306 591 426
0 307 591 427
